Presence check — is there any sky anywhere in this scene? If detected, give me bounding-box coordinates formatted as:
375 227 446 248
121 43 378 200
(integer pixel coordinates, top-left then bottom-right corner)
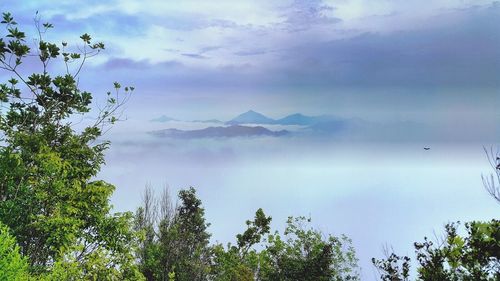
3 0 500 122
2 1 500 279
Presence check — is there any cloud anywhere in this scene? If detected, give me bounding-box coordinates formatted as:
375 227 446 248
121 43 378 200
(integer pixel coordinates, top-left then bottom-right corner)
3 0 499 133
91 3 500 91
103 58 150 70
181 53 209 59
153 16 240 31
280 0 341 32
199 46 223 54
233 49 270 56
276 4 500 89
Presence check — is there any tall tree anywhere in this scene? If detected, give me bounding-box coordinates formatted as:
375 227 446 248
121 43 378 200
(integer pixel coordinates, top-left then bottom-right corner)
0 12 142 279
135 186 211 281
263 216 360 281
373 220 500 280
210 208 272 281
135 185 162 281
158 187 211 281
210 213 360 281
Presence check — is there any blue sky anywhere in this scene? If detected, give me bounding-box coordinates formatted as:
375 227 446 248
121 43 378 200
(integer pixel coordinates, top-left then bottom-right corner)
2 1 500 279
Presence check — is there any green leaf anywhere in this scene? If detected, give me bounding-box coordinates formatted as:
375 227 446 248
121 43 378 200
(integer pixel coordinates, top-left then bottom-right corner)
80 33 91 44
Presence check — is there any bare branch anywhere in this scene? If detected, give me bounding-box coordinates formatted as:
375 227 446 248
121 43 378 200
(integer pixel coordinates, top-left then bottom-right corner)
482 146 500 204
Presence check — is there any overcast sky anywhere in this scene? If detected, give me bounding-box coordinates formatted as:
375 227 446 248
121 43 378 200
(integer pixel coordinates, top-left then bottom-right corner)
2 0 499 123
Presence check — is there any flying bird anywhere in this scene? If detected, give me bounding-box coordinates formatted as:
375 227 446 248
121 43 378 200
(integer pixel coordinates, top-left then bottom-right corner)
424 147 430 150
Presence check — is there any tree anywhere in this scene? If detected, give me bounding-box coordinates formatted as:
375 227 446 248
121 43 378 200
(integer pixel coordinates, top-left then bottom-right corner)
372 249 411 281
135 186 361 281
0 222 29 281
135 185 163 281
374 145 500 281
211 213 359 281
210 244 256 281
135 186 211 281
482 147 500 203
263 216 360 281
373 220 500 280
0 12 142 279
237 208 272 255
158 187 212 281
210 208 272 281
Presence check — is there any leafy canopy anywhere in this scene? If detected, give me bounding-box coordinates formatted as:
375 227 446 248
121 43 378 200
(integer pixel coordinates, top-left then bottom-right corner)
0 11 141 279
373 220 500 281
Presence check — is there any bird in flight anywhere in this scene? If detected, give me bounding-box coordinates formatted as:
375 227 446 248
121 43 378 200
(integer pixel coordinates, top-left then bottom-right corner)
424 147 430 150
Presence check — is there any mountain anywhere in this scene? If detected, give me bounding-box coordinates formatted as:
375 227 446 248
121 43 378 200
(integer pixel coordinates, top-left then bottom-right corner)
150 115 178 122
192 119 223 124
275 113 326 125
150 125 289 139
226 110 276 125
226 111 344 126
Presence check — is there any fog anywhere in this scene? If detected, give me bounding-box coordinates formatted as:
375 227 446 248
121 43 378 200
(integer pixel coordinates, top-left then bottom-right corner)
97 119 498 279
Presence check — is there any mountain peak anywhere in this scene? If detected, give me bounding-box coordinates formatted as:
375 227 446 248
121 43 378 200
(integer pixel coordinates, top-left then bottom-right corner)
226 110 275 125
276 113 314 125
150 115 178 122
240 110 266 117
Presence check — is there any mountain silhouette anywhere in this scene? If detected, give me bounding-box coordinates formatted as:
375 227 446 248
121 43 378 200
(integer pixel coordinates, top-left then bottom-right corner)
150 115 178 122
276 113 314 125
226 110 344 126
276 113 343 125
226 110 276 125
150 125 289 139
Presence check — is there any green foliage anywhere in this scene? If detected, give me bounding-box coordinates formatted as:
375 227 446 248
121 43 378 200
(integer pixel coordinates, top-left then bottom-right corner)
166 187 212 281
135 187 212 281
372 252 411 281
211 244 255 281
36 259 81 281
134 205 161 280
210 208 272 281
263 216 360 281
168 271 176 281
0 11 140 279
373 219 500 281
0 222 29 281
210 213 360 281
237 208 272 254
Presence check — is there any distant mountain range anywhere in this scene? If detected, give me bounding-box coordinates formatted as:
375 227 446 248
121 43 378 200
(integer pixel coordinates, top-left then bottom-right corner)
148 110 432 141
150 125 289 139
148 110 354 139
226 110 341 126
150 115 178 122
150 110 344 126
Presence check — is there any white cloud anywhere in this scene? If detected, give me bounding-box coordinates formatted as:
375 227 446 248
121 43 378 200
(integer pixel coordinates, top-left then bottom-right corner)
329 0 496 32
